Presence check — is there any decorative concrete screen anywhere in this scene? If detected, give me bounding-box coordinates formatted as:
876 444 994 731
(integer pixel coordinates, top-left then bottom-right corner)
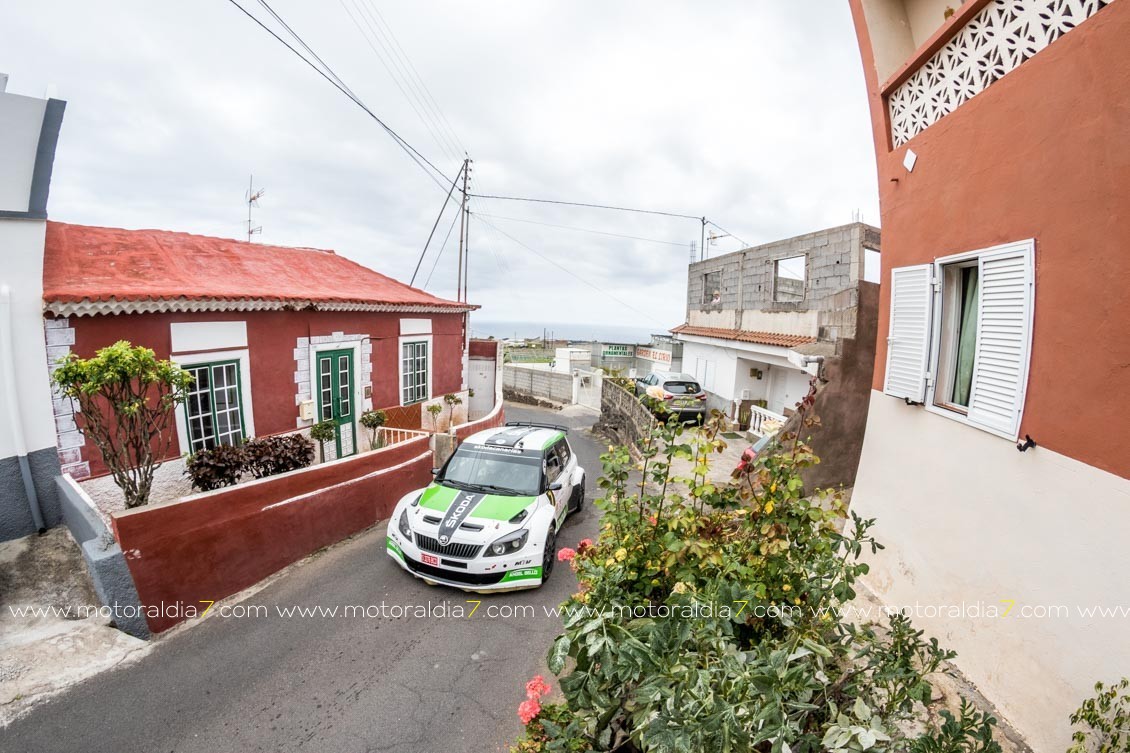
888 0 1115 146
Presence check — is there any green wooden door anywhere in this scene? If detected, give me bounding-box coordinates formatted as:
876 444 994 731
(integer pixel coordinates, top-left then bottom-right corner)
316 349 356 459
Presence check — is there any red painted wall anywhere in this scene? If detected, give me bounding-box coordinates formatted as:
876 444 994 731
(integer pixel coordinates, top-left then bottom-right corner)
849 2 1130 478
59 309 466 477
468 338 500 359
112 436 432 633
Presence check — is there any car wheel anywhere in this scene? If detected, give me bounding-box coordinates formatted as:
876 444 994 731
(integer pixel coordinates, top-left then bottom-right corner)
570 478 586 513
541 525 557 583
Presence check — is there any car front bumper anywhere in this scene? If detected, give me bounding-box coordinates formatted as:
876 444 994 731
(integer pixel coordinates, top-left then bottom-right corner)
385 531 544 593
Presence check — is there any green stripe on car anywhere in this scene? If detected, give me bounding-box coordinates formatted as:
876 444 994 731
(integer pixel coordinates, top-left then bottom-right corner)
419 483 535 521
500 566 542 583
541 432 564 449
386 536 404 561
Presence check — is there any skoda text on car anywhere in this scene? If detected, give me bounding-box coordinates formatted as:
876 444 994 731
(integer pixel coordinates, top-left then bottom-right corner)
385 422 585 592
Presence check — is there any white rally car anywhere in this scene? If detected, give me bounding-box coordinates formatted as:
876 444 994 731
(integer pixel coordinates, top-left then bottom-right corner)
386 422 585 592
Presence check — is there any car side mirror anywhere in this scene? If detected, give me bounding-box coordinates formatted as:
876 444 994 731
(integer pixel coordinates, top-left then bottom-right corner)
431 468 440 476
548 481 563 492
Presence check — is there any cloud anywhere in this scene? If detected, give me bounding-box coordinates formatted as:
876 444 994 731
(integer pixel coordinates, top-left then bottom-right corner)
0 0 879 331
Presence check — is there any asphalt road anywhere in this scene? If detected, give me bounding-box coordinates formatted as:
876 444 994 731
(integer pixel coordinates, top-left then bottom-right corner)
3 404 604 753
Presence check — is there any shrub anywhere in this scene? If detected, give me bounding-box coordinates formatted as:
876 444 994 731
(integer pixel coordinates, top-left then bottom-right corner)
516 388 1000 753
1068 678 1130 753
185 444 246 492
243 434 315 478
360 409 388 449
309 420 337 462
443 393 463 428
426 403 443 432
53 340 192 508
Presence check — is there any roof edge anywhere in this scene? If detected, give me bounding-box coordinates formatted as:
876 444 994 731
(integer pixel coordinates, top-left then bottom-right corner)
45 297 478 318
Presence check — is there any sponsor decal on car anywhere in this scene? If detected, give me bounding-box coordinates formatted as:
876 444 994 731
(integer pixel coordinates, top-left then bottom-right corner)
438 491 485 544
500 567 542 583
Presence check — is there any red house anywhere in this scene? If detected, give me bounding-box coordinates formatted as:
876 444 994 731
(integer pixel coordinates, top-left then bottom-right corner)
848 1 1129 748
43 222 476 483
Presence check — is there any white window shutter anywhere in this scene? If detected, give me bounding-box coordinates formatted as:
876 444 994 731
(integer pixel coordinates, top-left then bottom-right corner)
966 243 1034 439
883 264 933 402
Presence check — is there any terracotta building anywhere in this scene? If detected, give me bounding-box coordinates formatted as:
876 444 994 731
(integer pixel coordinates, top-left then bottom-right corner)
43 222 476 481
847 1 1129 749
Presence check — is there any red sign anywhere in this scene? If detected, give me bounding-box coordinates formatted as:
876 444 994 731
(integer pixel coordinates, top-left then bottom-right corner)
637 347 672 364
421 553 439 566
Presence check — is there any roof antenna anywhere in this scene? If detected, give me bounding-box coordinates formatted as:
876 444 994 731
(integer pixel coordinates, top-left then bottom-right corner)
245 174 265 242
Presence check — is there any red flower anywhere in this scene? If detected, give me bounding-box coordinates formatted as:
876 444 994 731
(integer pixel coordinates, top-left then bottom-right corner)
648 515 657 525
577 538 594 550
525 674 551 699
557 547 577 562
518 698 542 724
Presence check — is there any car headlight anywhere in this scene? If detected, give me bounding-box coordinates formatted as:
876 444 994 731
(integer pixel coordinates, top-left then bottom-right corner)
484 529 529 557
398 509 413 540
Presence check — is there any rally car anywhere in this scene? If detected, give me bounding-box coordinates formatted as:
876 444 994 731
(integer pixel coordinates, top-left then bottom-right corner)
385 422 585 593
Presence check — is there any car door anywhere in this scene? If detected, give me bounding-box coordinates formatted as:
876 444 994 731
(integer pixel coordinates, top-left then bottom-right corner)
545 440 571 525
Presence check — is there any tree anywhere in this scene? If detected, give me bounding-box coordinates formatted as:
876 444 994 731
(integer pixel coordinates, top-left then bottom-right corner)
442 393 463 430
359 409 388 449
309 420 337 463
53 340 192 509
426 403 443 432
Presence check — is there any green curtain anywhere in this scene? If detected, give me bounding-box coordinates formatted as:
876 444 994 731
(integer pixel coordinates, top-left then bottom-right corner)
953 267 979 406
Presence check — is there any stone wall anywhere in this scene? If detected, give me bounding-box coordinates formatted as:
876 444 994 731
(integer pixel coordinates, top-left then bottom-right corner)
503 365 574 405
596 379 657 450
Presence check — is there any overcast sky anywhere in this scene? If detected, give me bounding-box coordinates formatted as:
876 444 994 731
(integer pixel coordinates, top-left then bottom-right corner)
1 1 879 332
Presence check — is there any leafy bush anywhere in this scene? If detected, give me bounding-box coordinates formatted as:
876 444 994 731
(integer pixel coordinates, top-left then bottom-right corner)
360 409 388 448
310 420 337 462
1068 678 1130 753
426 403 443 432
243 434 315 478
53 340 192 508
184 444 247 492
516 391 1000 753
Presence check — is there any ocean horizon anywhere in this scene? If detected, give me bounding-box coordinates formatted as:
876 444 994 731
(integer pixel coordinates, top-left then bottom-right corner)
470 320 665 345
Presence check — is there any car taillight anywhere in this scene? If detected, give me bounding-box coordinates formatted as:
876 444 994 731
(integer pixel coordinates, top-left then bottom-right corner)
696 394 706 400
664 394 674 400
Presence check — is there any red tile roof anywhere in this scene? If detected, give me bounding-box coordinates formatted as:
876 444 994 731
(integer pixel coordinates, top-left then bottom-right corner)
43 222 472 313
670 323 816 348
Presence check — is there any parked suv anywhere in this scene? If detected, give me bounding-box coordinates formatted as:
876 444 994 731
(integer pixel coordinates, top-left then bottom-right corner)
634 371 708 422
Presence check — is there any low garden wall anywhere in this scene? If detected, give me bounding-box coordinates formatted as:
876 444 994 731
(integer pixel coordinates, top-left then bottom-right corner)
596 378 656 449
503 364 574 405
112 435 432 633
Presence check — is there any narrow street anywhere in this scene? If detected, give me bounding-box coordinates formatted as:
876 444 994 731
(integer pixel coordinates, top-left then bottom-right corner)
3 404 603 753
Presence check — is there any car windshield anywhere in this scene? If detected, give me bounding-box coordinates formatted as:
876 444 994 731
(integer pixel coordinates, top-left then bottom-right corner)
663 381 701 394
438 446 542 496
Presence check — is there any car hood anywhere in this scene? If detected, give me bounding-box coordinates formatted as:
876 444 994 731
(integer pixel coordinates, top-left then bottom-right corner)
418 483 537 522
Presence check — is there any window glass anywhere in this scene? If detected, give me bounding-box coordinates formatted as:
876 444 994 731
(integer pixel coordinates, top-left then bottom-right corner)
774 255 806 302
185 362 244 453
439 447 542 496
934 262 980 412
401 341 429 404
663 380 701 395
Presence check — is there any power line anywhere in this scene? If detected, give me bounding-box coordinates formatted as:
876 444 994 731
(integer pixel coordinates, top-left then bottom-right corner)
705 219 750 248
224 0 452 193
424 207 463 289
471 193 702 222
476 216 667 324
410 161 466 286
476 212 687 247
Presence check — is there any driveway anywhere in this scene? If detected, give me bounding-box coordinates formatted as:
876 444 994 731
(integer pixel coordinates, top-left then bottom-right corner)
2 404 603 753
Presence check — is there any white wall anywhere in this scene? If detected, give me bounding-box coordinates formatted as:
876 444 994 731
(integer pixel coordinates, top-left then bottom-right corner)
0 220 56 458
0 91 46 212
852 391 1130 752
765 365 812 415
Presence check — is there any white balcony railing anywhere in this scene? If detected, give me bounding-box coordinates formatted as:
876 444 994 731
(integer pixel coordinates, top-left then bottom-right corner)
747 405 787 438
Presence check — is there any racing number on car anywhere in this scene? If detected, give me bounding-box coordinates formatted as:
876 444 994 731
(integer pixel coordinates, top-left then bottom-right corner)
421 553 439 566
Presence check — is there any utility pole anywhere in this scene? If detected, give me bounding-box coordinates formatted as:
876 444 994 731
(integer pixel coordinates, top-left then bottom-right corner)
463 159 473 302
700 217 707 262
456 157 470 303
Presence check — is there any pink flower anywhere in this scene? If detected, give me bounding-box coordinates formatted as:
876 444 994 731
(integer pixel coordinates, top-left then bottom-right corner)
557 547 577 562
648 515 657 525
578 538 594 550
525 674 551 699
518 698 542 724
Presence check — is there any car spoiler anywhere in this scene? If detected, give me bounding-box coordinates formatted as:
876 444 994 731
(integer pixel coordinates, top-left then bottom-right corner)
505 421 568 432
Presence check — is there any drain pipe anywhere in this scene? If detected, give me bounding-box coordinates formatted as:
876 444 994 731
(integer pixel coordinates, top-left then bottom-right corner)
0 285 46 533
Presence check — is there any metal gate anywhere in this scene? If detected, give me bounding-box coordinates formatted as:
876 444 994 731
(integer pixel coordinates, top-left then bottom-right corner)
574 371 602 411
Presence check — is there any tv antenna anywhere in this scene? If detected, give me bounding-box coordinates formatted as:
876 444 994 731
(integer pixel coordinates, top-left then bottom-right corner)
245 175 265 242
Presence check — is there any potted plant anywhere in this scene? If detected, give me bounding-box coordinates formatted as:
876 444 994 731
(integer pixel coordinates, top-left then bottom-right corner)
359 409 388 449
309 420 337 463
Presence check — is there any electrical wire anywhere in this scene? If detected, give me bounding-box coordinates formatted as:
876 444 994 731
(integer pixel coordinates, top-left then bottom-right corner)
471 193 702 222
476 213 687 248
423 207 463 289
411 162 466 286
224 0 453 193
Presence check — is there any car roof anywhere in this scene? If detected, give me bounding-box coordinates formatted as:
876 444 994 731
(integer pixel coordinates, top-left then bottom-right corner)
654 371 698 382
463 424 565 453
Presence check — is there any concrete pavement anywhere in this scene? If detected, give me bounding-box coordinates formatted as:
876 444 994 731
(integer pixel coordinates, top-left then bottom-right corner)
2 404 603 753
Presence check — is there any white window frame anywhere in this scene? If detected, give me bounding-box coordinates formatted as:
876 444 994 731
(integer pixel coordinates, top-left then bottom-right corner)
921 239 1035 441
399 334 433 406
171 348 255 456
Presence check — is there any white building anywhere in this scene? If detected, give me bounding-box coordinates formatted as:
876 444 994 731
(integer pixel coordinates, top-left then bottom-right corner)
0 74 67 541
